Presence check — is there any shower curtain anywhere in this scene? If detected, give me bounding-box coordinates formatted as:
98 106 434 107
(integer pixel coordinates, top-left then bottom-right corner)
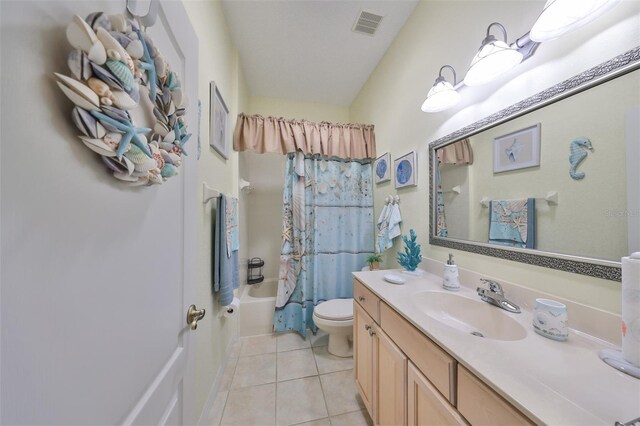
436 165 448 237
274 152 374 336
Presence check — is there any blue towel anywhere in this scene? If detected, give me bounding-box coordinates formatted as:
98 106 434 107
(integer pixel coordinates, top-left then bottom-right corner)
214 195 239 306
488 198 536 249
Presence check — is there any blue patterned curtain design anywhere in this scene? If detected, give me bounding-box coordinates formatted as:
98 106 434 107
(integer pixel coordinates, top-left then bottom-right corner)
435 164 448 237
274 152 374 337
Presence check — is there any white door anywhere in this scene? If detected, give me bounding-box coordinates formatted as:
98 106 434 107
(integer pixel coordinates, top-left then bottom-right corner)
0 1 199 424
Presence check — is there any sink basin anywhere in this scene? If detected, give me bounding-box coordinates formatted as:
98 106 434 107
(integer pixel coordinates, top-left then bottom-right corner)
412 292 527 341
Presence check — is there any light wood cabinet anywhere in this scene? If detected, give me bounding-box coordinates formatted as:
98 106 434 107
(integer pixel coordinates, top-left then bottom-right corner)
376 327 407 426
408 362 469 426
353 279 533 426
457 366 534 426
380 302 456 404
354 301 376 419
355 297 408 426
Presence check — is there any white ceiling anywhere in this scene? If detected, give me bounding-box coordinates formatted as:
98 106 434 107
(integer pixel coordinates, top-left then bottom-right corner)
222 0 419 106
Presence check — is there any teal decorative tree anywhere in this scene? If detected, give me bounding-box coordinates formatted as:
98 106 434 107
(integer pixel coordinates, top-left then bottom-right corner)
397 229 422 271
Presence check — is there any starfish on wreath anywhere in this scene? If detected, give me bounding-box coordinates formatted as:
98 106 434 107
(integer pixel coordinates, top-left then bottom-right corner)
134 29 158 102
90 110 152 158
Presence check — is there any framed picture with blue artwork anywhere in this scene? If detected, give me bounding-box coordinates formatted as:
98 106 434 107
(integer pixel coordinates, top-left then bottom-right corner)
395 151 417 188
374 152 391 184
493 123 541 173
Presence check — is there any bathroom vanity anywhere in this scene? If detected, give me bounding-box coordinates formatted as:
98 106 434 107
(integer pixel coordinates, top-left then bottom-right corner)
353 268 640 425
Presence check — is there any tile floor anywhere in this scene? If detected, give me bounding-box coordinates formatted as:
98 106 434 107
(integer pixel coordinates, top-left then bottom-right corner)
207 331 373 426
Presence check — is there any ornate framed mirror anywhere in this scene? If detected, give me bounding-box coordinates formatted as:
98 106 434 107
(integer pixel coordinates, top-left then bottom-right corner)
429 46 640 281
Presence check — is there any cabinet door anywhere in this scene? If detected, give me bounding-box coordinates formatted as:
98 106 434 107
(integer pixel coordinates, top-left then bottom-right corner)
376 328 407 426
354 301 376 420
457 366 533 426
408 362 468 426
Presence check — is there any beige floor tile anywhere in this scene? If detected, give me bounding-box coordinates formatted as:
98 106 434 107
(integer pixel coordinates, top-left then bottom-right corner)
240 334 277 357
277 349 318 382
206 390 228 426
310 330 329 347
231 353 276 389
312 346 353 375
292 418 331 426
221 383 276 426
219 356 239 392
329 410 373 426
277 332 312 352
276 377 328 426
319 370 365 416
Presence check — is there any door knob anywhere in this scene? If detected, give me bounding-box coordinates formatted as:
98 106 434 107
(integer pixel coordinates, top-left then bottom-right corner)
187 304 206 330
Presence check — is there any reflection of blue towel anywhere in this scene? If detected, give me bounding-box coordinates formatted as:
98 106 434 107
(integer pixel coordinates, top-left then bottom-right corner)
214 195 239 306
489 198 535 249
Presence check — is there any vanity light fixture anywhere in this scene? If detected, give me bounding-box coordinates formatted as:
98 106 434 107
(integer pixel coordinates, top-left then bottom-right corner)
463 22 523 87
421 65 461 113
530 0 620 42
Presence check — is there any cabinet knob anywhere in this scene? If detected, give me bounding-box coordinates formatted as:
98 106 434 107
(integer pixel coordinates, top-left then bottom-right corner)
369 329 376 336
365 324 371 331
358 296 365 302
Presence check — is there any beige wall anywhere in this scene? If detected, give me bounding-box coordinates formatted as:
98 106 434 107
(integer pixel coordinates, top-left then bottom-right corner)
350 0 640 314
184 0 248 417
240 97 350 280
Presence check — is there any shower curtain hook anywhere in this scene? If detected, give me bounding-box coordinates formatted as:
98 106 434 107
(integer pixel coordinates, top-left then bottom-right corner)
126 0 159 28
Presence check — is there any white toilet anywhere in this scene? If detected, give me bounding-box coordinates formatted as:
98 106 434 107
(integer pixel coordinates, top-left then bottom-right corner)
313 299 354 357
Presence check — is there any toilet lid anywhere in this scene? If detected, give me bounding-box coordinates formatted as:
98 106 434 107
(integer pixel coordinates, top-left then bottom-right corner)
315 299 353 321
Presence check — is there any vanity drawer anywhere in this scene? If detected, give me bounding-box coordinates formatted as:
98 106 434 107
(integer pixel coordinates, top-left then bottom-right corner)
380 302 456 404
458 366 533 426
354 279 380 324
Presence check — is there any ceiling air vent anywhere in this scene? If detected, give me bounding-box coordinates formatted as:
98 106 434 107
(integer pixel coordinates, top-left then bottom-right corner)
352 10 383 36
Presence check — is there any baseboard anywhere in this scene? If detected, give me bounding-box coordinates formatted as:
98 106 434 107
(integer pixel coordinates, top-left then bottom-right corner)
197 334 239 425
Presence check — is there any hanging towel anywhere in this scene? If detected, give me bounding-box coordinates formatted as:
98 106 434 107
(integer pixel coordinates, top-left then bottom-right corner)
376 203 389 253
214 195 239 306
226 195 239 256
488 198 536 249
388 203 402 240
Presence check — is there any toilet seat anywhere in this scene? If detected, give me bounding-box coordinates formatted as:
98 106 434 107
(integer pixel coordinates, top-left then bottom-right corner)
314 299 353 321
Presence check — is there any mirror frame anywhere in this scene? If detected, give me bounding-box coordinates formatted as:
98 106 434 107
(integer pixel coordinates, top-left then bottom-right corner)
429 46 640 282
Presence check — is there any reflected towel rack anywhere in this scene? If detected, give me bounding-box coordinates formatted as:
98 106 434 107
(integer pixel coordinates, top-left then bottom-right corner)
385 195 400 205
203 183 221 204
443 185 461 195
480 191 558 208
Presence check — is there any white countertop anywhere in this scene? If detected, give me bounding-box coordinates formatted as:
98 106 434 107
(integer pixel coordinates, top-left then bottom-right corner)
353 269 640 425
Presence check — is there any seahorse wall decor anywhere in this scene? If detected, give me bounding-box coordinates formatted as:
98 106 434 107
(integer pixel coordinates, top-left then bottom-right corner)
569 137 593 180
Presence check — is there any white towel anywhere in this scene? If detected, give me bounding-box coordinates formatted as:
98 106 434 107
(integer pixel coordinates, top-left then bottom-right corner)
388 203 402 240
377 204 389 228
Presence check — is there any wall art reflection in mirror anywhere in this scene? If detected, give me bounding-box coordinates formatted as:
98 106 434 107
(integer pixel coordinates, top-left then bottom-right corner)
429 47 640 281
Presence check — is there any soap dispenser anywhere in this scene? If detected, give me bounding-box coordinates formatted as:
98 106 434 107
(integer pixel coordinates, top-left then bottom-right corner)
443 254 460 291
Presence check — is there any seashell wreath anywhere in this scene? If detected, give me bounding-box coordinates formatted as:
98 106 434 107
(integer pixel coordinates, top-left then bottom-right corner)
55 12 190 186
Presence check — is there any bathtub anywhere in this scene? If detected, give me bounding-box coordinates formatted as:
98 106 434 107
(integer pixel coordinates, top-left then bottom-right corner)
240 279 278 336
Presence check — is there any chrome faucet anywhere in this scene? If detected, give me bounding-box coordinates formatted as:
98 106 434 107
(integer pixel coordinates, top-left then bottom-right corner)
476 279 521 313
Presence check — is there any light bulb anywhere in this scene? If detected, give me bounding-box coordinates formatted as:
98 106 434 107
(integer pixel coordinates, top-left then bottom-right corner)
530 0 621 42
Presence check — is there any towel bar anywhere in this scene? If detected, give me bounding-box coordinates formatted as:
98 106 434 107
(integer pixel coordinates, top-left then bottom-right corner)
443 185 461 194
480 191 558 208
202 183 221 204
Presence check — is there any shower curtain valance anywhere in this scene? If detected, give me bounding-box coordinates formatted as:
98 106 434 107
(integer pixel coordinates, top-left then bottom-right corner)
437 138 473 165
233 114 377 160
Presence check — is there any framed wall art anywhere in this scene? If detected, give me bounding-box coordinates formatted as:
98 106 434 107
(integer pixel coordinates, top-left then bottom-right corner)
493 123 541 173
209 81 229 159
374 152 391 184
395 151 417 188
